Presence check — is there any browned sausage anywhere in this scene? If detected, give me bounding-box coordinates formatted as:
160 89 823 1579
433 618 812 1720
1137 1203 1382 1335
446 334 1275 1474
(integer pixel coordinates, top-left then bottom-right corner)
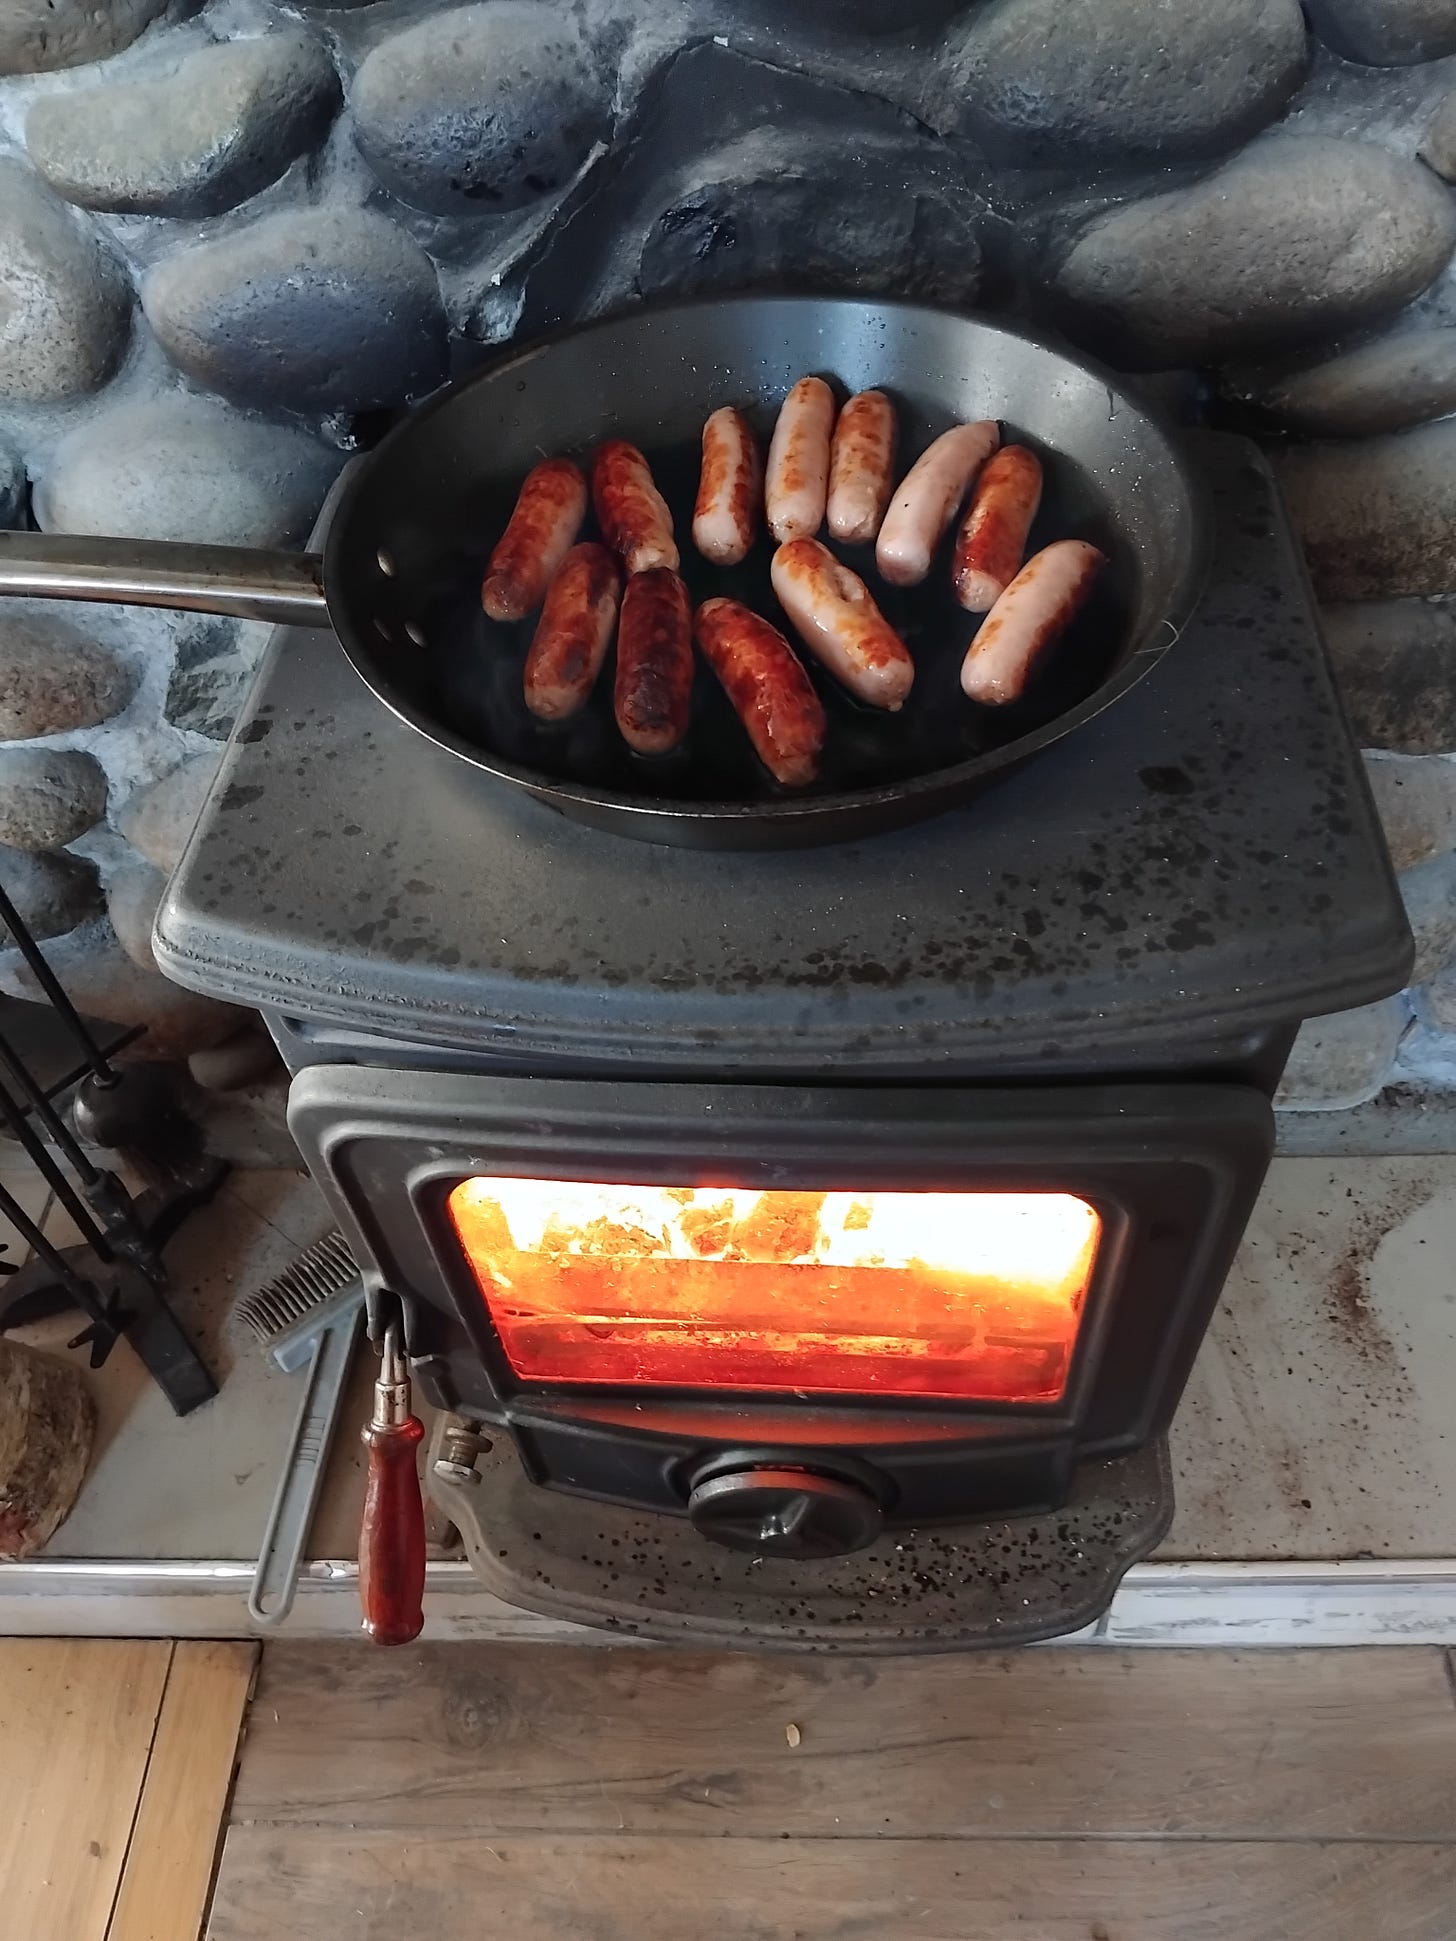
482 457 588 621
695 597 827 788
765 376 835 543
523 543 621 722
961 540 1106 705
614 567 693 754
770 537 914 711
953 445 1044 613
592 440 679 575
826 389 897 544
692 406 762 565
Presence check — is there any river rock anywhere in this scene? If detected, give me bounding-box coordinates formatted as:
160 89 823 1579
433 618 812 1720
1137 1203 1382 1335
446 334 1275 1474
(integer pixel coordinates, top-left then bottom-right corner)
0 750 107 852
1423 87 1456 179
115 754 223 876
1305 0 1456 63
1275 420 1456 600
1401 847 1456 980
0 913 239 1057
0 618 133 740
1363 752 1456 868
1233 327 1456 435
1055 137 1456 366
142 208 448 411
0 444 24 530
1323 600 1456 753
950 0 1307 161
0 0 168 76
26 29 341 219
35 396 343 547
0 845 102 942
352 3 609 217
0 165 132 403
106 860 166 972
1275 995 1408 1109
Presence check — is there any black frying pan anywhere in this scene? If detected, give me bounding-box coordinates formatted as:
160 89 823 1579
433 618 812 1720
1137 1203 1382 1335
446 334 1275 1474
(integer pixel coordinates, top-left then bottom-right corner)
0 297 1207 849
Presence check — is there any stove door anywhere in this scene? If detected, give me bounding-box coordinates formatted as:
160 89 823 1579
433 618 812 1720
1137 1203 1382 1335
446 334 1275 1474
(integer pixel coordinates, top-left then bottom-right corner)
289 1069 1271 1526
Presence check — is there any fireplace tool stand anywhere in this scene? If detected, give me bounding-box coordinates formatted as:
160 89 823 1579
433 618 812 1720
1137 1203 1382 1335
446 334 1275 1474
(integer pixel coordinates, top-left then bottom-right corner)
0 883 221 1416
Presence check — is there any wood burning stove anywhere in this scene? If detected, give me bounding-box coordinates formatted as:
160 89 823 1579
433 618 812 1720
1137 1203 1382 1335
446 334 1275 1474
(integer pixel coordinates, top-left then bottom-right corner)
155 434 1411 1643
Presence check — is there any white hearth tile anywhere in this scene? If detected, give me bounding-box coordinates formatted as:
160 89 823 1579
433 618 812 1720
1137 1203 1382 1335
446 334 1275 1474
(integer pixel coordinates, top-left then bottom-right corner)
1165 1155 1456 1561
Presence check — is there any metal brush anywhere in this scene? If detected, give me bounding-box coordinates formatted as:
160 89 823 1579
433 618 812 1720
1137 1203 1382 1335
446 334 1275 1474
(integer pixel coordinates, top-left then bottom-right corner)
234 1230 366 1629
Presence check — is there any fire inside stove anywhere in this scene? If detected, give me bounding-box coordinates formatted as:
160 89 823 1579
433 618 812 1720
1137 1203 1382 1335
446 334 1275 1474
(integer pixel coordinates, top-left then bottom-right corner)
446 1181 1100 1403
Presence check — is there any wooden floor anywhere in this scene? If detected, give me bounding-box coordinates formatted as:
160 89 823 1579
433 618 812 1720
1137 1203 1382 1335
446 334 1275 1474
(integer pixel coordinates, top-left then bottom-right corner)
207 1642 1456 1941
5 1639 1455 1939
0 1639 255 1941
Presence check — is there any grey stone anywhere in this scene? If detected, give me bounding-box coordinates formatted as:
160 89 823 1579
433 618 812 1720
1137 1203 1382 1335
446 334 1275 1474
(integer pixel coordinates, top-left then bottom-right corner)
142 208 447 412
0 164 132 403
0 0 169 76
1305 0 1456 63
1422 87 1456 180
1323 599 1456 753
1275 420 1456 600
0 617 132 740
26 29 340 220
638 130 983 308
0 845 101 942
35 396 343 547
1425 962 1456 1030
187 1021 280 1092
1055 137 1456 367
115 753 222 876
352 3 608 217
0 443 24 531
0 749 107 852
1275 995 1408 1109
165 650 254 742
1234 328 1456 436
950 0 1307 163
105 860 165 972
1401 847 1456 981
1363 752 1456 868
0 913 239 1058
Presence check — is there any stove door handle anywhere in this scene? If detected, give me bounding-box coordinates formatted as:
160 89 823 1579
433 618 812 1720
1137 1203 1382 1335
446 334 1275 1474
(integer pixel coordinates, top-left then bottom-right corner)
0 532 329 627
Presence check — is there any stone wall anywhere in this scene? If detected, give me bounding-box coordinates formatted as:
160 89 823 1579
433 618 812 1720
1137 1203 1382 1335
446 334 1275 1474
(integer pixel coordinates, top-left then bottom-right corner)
0 0 1454 1100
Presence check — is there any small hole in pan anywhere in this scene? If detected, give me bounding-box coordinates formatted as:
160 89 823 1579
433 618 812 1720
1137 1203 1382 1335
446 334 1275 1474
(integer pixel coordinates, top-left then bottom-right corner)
376 547 396 578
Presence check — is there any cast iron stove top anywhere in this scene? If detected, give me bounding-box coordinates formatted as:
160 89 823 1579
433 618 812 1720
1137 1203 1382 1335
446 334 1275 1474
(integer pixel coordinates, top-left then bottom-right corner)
156 435 1409 1075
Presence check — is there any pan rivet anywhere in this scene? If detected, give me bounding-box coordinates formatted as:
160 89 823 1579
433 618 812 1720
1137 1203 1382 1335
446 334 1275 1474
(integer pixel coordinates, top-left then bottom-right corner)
404 621 426 647
376 548 396 577
374 617 393 641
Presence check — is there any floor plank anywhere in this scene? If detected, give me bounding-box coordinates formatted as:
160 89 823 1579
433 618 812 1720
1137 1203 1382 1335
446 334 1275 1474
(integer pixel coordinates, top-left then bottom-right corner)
0 1639 172 1941
109 1642 258 1941
233 1641 1456 1841
206 1828 1456 1941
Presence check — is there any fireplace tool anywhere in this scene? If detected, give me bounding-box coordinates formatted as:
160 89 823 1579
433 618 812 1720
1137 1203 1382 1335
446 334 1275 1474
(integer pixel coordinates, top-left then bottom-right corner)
0 882 219 1415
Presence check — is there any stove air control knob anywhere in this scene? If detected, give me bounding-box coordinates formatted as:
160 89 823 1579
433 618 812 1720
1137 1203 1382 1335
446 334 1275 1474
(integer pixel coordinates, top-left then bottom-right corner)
687 1466 884 1559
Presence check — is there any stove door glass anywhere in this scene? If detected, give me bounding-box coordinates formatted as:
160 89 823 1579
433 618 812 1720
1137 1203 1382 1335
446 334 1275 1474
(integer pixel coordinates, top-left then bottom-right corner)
446 1179 1100 1403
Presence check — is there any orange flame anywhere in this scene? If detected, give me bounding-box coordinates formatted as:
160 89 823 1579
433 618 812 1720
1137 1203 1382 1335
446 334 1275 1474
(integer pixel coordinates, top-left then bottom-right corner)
447 1180 1099 1403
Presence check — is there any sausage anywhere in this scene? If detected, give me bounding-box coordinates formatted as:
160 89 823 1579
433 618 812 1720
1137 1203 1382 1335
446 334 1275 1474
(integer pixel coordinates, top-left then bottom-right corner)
614 567 693 754
765 376 836 544
826 389 897 545
692 406 762 566
523 543 622 722
695 598 827 788
482 456 588 621
960 540 1106 706
770 537 914 712
591 440 679 575
953 444 1044 613
875 420 1000 588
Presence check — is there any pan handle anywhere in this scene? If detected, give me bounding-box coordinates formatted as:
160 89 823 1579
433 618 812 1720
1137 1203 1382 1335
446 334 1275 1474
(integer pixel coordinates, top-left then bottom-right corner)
0 531 329 626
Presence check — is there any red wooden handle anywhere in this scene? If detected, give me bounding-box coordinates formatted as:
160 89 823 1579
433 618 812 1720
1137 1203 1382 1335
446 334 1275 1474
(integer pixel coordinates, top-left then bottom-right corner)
359 1415 426 1646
